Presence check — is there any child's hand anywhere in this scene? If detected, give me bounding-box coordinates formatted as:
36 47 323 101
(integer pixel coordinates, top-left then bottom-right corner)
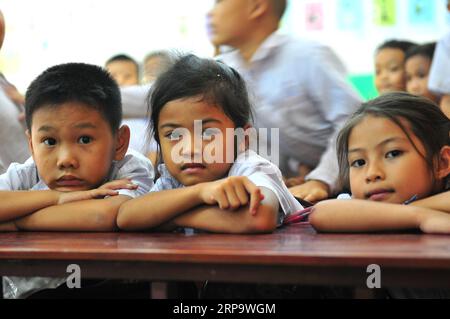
99 179 138 191
198 176 264 215
289 180 330 203
57 188 119 205
419 211 450 234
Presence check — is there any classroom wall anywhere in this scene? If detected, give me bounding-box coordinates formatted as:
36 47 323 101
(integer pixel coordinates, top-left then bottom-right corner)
0 0 448 99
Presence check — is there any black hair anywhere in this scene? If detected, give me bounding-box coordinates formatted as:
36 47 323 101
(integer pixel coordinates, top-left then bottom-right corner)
106 54 139 69
337 92 450 191
376 40 417 55
271 0 287 20
405 42 436 62
148 54 253 145
25 62 122 133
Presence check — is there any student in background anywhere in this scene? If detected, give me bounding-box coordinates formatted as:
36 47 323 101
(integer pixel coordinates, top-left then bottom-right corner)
142 50 174 84
117 54 301 233
405 43 439 104
0 62 154 299
310 92 450 234
429 1 450 118
207 0 361 203
105 54 140 87
0 10 30 174
374 40 417 95
105 54 157 164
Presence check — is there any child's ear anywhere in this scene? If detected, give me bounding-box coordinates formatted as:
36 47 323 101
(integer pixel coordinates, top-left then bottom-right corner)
25 130 34 158
114 125 130 161
436 146 450 180
248 0 269 19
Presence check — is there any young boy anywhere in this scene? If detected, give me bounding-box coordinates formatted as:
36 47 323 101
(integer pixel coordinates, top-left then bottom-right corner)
105 54 140 87
374 40 416 94
207 0 361 203
0 62 154 298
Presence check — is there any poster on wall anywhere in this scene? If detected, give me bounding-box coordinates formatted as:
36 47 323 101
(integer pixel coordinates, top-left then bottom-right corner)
408 0 435 26
337 0 364 30
305 2 324 31
374 0 396 26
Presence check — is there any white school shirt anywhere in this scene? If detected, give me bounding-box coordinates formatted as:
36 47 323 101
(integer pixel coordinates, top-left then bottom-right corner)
151 150 303 225
0 87 30 174
217 31 362 191
1 149 155 299
429 32 450 95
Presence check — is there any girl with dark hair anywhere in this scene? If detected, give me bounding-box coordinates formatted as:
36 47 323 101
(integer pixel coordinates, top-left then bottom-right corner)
117 54 301 233
310 92 450 234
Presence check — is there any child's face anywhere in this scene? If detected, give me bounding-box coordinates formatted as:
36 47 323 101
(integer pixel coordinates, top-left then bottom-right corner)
207 0 251 47
405 55 438 102
347 115 436 204
28 102 126 192
157 97 236 186
142 57 162 84
375 48 406 94
106 60 139 87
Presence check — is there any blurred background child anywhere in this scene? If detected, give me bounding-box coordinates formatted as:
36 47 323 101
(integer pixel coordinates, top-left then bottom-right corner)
374 40 416 95
405 43 439 104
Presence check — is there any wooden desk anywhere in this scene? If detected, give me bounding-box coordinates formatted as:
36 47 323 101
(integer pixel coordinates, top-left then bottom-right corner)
0 225 449 289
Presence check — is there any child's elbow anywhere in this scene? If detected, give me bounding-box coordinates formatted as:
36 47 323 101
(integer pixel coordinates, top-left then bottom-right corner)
116 202 140 231
246 204 278 233
92 204 120 231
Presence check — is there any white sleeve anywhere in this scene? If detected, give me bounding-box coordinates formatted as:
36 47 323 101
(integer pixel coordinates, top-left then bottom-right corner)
304 45 361 191
230 156 302 217
120 84 152 118
114 152 155 198
429 33 450 94
0 160 37 191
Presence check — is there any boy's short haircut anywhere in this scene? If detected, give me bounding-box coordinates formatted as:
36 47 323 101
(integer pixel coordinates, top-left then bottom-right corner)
25 62 122 133
376 39 417 54
271 0 287 20
106 54 139 72
405 42 437 62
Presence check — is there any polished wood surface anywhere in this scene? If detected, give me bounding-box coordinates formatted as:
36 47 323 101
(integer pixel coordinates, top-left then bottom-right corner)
0 225 449 287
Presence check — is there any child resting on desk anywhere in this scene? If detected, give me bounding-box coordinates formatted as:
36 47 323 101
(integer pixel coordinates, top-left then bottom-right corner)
309 92 450 234
117 54 302 233
0 63 154 299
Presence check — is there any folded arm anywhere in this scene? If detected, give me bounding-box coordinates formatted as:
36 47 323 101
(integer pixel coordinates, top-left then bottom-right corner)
310 194 450 234
11 195 131 232
170 186 279 234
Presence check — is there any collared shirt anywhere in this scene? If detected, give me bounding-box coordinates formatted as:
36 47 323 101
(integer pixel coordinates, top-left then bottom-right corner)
151 150 303 223
429 32 450 95
1 149 155 299
217 31 362 190
0 149 154 198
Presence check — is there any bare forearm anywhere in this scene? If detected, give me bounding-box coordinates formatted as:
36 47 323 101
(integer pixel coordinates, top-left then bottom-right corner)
310 199 422 233
0 190 59 222
117 186 203 231
410 191 450 213
173 188 279 234
15 195 130 232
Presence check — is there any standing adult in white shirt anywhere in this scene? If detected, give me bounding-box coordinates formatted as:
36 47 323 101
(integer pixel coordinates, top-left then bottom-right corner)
206 0 361 202
0 10 30 174
428 1 450 119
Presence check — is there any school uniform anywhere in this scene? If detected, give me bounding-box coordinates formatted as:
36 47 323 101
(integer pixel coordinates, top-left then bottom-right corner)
0 84 29 174
152 150 302 225
1 149 155 299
